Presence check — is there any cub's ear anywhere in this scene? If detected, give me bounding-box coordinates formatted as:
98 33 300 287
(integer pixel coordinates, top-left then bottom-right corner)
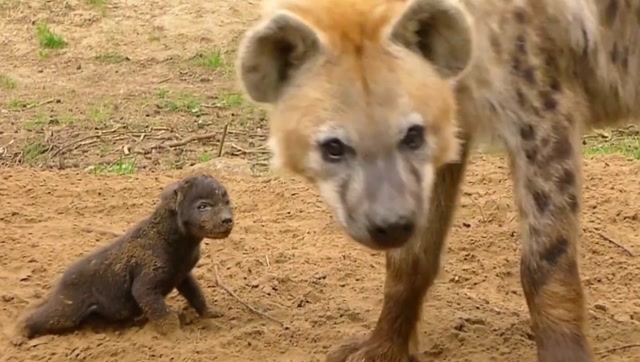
236 11 322 104
160 180 185 211
389 0 473 79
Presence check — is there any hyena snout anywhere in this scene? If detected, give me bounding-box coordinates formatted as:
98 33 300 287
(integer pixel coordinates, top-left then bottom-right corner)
366 213 416 249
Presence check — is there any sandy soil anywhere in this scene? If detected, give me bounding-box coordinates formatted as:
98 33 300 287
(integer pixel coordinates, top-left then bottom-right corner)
0 0 639 361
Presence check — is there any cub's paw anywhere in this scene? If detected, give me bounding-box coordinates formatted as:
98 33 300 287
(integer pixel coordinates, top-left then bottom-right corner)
326 336 419 362
150 312 182 338
200 307 224 319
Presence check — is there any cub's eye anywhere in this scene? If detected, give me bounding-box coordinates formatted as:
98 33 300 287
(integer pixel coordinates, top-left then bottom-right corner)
320 138 347 162
401 125 425 150
197 203 211 211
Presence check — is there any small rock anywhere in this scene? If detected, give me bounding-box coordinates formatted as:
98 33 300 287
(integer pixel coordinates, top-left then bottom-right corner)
594 303 607 312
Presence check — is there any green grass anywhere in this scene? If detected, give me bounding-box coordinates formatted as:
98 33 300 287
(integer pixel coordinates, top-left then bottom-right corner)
156 89 202 114
198 152 213 163
192 50 225 70
95 52 128 64
91 157 137 175
7 98 36 110
22 113 49 131
217 92 245 108
86 0 107 5
584 135 640 160
88 101 113 123
0 73 17 90
23 141 46 163
35 22 67 50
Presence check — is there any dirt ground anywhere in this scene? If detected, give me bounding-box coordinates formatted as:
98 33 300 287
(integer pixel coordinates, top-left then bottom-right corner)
0 0 639 361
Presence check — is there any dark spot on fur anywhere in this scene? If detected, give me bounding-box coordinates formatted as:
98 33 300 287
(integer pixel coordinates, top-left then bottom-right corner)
512 57 522 73
544 54 559 71
514 8 527 24
556 168 576 191
551 137 574 160
525 148 538 163
605 0 619 27
542 236 569 266
490 32 502 55
516 88 526 106
532 190 550 214
567 193 580 213
610 43 619 63
516 34 527 54
522 67 536 84
549 78 561 92
539 90 557 110
540 137 550 149
621 47 629 70
520 124 536 141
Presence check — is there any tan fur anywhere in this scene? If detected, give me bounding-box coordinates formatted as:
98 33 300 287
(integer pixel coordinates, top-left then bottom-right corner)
237 0 640 360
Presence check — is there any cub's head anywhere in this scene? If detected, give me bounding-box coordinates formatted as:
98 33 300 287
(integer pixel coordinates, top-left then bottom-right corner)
161 173 234 240
236 0 473 250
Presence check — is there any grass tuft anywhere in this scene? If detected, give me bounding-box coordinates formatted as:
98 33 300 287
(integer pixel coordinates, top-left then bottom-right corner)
35 22 67 49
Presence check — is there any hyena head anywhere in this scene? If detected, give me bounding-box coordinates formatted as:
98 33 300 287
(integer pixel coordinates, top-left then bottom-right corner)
236 0 473 250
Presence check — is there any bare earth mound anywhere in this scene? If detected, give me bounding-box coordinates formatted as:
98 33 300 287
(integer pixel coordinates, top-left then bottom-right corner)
1 155 639 362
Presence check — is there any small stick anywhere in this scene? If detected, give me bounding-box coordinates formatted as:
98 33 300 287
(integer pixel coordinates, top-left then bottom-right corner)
140 132 217 154
213 264 284 326
24 98 58 109
596 343 640 355
217 124 228 157
595 231 635 257
80 226 122 238
53 125 123 156
467 193 487 223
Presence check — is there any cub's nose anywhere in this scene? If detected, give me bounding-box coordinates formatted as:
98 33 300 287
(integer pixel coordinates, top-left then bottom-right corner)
221 217 233 225
367 217 415 248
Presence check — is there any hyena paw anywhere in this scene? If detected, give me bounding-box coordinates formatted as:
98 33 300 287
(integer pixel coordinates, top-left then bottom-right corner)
326 336 419 362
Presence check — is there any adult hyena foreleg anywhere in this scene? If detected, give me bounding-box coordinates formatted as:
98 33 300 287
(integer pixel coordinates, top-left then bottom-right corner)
326 139 472 362
507 113 593 361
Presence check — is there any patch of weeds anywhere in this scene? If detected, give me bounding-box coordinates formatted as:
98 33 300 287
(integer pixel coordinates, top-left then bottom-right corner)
86 0 107 6
584 135 640 160
192 49 224 70
95 52 128 64
148 31 161 42
35 22 67 50
157 90 202 114
198 152 213 163
88 101 113 124
217 92 244 108
91 157 137 175
0 73 17 90
23 141 46 164
98 144 110 157
22 113 49 131
58 112 75 126
7 98 36 109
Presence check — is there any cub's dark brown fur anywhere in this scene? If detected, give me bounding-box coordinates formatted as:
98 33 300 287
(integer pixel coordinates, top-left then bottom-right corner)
17 173 234 339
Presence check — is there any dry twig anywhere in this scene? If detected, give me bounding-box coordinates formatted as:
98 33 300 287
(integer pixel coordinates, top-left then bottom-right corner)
80 226 122 238
596 343 640 356
217 124 229 157
139 132 217 154
595 231 635 257
213 264 284 326
52 125 123 157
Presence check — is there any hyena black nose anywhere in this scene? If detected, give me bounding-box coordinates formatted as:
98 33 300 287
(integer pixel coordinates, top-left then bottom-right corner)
221 217 233 225
367 217 415 248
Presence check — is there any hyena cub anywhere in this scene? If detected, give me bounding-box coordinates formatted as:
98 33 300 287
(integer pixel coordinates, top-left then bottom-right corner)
16 173 234 340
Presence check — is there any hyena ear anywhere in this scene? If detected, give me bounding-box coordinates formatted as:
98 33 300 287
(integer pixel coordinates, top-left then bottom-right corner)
389 0 473 80
236 11 322 104
160 180 186 211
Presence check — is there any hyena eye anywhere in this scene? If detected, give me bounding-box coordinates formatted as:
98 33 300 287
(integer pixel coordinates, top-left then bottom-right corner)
320 138 347 162
401 125 425 150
